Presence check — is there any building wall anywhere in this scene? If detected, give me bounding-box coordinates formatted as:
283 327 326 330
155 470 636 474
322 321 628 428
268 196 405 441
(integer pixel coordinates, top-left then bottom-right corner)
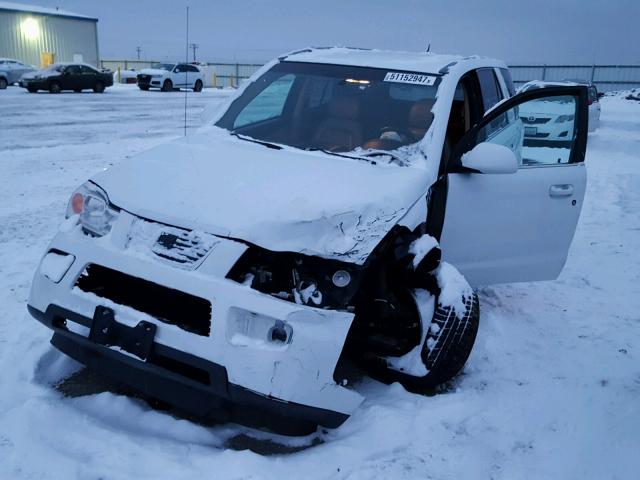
0 10 99 67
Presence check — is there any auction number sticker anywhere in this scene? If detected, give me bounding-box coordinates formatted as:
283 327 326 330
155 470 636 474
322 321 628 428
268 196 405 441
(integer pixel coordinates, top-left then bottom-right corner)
384 72 436 86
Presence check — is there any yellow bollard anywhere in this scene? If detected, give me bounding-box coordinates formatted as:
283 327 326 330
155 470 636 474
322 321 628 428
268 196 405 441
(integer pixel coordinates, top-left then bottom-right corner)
213 72 217 88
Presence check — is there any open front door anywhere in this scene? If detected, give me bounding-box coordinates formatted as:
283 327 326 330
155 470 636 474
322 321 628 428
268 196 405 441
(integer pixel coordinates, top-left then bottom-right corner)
439 86 589 286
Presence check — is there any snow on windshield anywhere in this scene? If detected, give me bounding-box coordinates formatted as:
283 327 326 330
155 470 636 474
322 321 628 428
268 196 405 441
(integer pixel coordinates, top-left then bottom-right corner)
216 62 441 156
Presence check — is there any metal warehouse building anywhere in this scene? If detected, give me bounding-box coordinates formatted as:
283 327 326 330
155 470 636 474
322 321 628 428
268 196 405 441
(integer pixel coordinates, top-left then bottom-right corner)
0 2 99 67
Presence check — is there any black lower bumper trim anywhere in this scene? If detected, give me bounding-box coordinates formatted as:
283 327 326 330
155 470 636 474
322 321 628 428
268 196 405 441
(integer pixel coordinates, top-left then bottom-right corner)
28 304 349 435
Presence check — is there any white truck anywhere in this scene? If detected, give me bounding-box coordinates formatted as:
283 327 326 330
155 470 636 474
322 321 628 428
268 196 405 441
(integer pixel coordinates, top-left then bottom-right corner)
28 47 588 435
136 62 204 92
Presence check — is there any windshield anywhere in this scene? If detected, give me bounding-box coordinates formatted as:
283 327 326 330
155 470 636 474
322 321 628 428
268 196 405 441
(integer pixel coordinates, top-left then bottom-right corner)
151 63 175 71
216 62 440 153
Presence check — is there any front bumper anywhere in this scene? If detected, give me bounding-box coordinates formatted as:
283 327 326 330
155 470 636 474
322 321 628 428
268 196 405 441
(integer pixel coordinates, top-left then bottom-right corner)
29 304 347 434
20 79 46 89
137 76 162 88
28 212 362 433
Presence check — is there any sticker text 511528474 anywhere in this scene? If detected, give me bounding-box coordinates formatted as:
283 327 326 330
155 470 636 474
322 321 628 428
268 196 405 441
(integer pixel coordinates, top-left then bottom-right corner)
383 72 437 86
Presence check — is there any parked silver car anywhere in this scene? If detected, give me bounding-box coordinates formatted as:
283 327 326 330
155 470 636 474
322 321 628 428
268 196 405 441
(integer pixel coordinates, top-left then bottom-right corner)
0 58 36 89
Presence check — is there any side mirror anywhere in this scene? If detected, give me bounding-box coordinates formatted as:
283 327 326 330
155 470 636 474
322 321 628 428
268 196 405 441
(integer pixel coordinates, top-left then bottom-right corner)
597 92 605 99
461 142 518 174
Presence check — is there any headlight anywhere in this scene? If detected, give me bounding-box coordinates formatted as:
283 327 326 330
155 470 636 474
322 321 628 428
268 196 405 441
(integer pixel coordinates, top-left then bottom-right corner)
555 114 575 123
66 182 118 237
227 247 362 310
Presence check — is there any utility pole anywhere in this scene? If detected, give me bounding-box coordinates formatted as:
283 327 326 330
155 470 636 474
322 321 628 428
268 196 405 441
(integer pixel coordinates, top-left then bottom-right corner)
189 43 199 62
136 46 142 60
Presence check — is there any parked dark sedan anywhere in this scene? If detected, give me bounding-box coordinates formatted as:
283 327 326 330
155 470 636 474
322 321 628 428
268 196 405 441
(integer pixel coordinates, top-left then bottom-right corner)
20 63 113 93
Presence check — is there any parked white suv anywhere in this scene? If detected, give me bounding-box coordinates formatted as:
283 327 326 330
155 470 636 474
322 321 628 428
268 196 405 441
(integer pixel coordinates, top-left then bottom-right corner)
137 62 204 92
28 48 588 435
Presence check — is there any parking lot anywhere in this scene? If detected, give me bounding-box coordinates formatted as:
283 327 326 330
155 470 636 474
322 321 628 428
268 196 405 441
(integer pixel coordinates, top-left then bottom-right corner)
1 85 639 478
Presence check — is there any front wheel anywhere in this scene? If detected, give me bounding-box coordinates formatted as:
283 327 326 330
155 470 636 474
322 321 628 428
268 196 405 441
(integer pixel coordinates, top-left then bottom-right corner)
161 79 173 92
0 78 7 89
373 290 480 392
93 81 105 93
49 81 61 94
193 79 203 92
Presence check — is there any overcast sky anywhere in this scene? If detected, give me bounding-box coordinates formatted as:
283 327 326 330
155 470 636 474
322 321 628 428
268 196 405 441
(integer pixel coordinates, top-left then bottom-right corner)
13 0 640 64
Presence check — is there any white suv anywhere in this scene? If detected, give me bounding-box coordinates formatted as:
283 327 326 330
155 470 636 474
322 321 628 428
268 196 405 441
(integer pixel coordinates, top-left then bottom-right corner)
28 47 589 435
137 62 204 92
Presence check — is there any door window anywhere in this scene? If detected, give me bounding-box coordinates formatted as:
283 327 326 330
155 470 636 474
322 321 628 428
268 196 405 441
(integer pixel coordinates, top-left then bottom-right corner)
477 68 503 112
65 65 81 75
233 74 295 129
80 65 96 74
474 94 579 166
499 68 516 96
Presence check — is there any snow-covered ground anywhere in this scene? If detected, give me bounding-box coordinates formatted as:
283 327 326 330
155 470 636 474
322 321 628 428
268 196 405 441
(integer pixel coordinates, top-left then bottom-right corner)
1 84 639 479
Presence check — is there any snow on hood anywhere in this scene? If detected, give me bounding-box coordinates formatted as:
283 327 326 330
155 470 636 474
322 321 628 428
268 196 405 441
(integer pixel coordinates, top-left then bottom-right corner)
138 68 170 76
92 128 430 264
21 69 59 80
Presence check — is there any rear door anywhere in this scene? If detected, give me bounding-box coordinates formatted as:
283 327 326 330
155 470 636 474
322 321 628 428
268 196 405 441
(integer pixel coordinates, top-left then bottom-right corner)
438 85 589 286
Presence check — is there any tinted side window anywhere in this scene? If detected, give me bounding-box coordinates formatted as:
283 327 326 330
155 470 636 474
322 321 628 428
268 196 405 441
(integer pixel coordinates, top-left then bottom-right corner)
188 65 199 72
499 68 516 96
80 65 95 74
477 68 503 112
66 65 81 75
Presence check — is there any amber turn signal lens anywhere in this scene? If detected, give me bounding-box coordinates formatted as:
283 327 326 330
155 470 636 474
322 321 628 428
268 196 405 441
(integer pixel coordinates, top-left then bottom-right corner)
71 192 84 214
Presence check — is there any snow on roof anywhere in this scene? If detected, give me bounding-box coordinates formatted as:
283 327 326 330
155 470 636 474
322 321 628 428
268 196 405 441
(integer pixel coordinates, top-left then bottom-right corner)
0 1 97 20
282 47 503 75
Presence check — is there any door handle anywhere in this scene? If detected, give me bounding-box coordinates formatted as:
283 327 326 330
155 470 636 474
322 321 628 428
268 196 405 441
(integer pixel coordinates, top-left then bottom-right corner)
549 184 574 197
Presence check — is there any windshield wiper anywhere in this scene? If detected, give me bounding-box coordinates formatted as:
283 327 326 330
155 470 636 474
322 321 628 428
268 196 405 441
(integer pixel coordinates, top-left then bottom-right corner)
359 149 407 166
303 147 377 165
230 132 282 150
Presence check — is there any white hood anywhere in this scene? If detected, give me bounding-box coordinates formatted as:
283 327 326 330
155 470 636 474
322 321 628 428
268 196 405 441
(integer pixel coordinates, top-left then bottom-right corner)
138 68 169 76
92 129 430 264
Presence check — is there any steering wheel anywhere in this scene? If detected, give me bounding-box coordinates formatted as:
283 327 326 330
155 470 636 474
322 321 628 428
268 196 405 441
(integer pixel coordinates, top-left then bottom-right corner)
378 126 413 144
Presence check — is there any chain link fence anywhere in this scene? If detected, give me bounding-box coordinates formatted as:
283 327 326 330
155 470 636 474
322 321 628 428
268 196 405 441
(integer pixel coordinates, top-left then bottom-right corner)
509 65 640 92
102 60 640 92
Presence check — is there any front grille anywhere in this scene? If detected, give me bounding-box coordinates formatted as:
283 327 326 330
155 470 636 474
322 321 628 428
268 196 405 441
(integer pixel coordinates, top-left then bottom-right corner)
151 229 217 269
76 264 211 336
521 116 551 125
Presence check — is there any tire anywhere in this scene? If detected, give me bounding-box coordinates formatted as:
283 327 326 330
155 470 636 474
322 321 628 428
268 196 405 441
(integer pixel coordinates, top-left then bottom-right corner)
49 81 61 94
193 79 203 92
0 77 7 89
139 86 149 91
74 88 82 93
27 87 38 93
93 81 105 93
372 291 480 392
161 79 173 92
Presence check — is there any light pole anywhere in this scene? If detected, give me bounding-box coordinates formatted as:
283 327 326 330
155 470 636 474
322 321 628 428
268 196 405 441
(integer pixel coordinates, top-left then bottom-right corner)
189 43 199 62
136 46 142 60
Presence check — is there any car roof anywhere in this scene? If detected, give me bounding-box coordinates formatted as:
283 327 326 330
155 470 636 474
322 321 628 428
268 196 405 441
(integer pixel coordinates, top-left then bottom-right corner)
281 47 505 75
